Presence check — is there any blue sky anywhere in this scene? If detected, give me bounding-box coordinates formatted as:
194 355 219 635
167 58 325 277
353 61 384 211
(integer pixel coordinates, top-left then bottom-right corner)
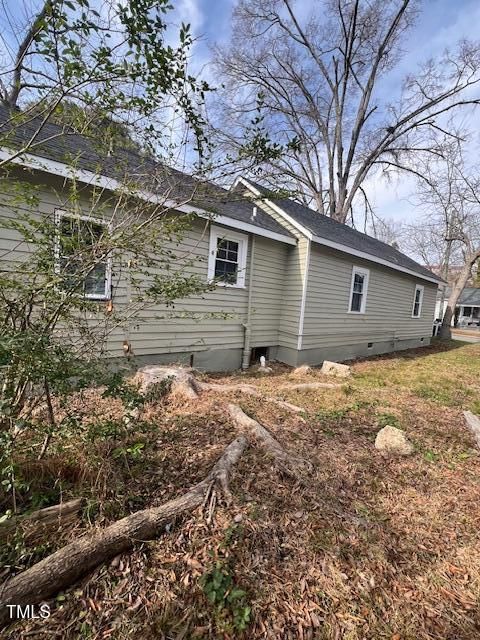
1 0 478 224
174 0 480 224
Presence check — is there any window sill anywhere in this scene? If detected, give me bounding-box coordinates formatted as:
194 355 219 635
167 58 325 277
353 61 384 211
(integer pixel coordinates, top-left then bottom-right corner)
214 282 246 290
347 310 366 315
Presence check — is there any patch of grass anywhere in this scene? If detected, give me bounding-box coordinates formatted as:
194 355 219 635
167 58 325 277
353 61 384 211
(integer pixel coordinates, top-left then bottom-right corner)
414 384 459 406
470 399 480 414
376 412 401 428
353 341 480 410
423 449 440 463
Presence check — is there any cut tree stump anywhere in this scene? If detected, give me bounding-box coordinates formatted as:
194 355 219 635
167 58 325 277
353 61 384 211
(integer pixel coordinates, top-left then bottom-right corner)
463 411 480 449
0 436 248 629
0 498 84 545
134 367 308 415
133 365 200 400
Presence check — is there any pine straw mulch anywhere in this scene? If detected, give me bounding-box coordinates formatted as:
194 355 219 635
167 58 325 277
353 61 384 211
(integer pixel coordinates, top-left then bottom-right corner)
3 344 480 639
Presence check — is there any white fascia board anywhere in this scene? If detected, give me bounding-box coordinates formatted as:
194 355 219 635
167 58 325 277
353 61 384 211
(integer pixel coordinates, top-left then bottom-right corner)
210 214 296 245
0 148 296 246
237 176 442 285
234 176 311 239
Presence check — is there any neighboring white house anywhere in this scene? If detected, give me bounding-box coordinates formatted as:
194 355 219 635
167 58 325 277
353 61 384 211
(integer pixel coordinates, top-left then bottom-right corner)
0 105 445 370
435 287 480 327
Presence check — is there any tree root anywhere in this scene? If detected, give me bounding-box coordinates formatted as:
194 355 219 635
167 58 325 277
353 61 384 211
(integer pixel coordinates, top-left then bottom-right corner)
0 436 248 629
0 499 84 546
0 365 320 626
198 381 305 415
227 403 312 477
135 367 307 415
463 411 480 450
278 382 344 391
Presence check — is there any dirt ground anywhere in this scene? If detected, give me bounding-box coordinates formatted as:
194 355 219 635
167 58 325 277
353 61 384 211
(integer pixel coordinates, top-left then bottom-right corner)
2 339 480 639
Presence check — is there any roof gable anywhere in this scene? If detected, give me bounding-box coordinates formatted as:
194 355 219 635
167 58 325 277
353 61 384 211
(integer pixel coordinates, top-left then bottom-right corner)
238 177 443 284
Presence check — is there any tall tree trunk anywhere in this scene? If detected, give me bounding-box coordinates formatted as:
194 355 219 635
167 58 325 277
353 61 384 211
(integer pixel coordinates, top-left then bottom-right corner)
440 251 480 339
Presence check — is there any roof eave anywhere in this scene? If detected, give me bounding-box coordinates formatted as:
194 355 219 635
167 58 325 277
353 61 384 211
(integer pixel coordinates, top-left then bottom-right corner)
0 147 297 246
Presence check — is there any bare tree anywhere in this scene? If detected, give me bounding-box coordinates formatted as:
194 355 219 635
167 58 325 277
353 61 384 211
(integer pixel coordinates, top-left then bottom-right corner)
405 139 480 338
0 0 209 165
368 216 402 248
212 0 480 222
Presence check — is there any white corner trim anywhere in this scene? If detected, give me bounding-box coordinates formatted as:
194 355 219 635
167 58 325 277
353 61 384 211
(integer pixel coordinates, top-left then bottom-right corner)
207 224 248 288
0 148 296 246
236 177 442 285
297 239 311 350
348 265 370 314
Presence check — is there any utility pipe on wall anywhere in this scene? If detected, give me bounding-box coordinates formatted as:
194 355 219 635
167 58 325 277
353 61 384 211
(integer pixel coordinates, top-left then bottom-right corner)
242 235 255 369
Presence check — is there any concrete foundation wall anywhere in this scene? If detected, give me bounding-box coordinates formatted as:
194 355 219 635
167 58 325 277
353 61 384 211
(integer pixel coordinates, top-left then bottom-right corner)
112 336 432 373
117 347 244 373
296 336 431 366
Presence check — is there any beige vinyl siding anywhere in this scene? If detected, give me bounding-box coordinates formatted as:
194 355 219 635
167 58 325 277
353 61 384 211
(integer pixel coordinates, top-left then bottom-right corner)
302 245 437 350
129 219 249 356
246 197 308 349
250 236 289 347
0 176 130 356
0 171 292 363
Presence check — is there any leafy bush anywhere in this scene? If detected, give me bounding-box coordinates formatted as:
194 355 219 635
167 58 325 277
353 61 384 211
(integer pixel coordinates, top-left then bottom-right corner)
200 561 252 633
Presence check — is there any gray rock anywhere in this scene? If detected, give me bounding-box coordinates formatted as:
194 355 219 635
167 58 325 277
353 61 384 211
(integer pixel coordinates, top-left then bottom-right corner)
257 366 273 374
321 360 351 377
291 365 312 376
375 425 414 456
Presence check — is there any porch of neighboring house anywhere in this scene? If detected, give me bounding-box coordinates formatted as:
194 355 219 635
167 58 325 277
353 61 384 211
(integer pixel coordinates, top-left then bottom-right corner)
455 305 480 328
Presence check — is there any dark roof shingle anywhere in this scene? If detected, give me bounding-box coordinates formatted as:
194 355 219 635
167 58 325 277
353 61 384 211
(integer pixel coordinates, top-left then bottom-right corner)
0 105 293 240
244 178 442 282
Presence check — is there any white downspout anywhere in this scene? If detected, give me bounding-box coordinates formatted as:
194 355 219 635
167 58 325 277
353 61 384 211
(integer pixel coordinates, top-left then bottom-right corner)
242 235 255 369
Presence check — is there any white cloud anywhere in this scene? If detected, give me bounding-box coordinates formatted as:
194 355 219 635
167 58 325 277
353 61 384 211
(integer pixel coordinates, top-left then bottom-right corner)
174 0 205 35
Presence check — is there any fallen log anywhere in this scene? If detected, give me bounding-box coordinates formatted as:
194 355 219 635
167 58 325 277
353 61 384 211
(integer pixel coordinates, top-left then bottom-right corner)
199 381 305 414
278 382 343 391
227 403 312 477
0 498 84 545
0 436 248 629
463 411 480 449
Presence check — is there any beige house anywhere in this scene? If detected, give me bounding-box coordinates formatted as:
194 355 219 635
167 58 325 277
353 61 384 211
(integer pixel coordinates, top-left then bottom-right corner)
0 108 443 371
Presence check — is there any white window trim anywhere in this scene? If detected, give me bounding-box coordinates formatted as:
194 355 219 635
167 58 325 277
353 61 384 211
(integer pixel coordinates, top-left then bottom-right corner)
412 284 424 318
348 265 370 314
207 225 248 288
54 209 112 301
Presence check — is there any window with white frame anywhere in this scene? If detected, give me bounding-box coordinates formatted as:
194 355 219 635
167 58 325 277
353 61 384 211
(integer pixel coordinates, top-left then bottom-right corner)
412 284 424 318
208 226 247 287
348 266 369 314
54 210 111 300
